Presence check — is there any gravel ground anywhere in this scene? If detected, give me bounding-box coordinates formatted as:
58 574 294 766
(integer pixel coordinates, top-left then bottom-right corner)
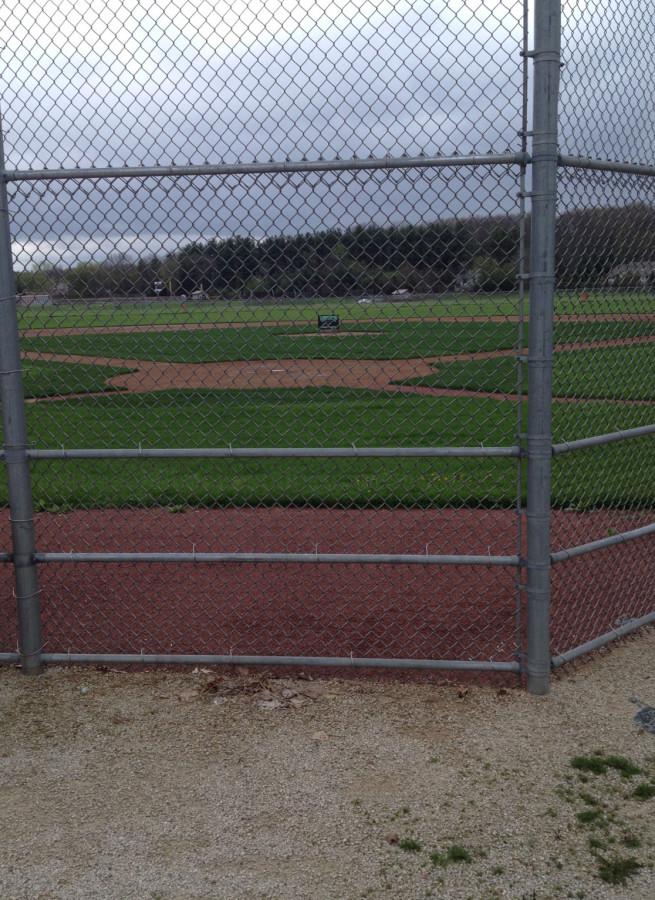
2 634 655 899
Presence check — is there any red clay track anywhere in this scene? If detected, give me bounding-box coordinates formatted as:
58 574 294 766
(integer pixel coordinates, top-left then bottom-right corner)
1 506 653 668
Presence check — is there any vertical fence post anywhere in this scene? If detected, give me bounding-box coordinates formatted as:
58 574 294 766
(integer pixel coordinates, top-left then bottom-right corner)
0 120 42 674
526 0 561 695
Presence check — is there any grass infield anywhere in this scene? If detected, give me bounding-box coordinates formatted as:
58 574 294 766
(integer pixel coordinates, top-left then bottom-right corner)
21 361 133 398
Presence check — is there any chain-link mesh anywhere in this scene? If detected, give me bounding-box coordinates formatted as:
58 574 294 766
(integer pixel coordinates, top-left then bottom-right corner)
2 0 653 677
0 0 531 667
0 525 14 654
552 0 655 659
560 0 655 167
11 165 526 662
2 0 524 170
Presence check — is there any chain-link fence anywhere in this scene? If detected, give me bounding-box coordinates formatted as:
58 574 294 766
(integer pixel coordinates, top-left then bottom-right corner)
0 0 652 693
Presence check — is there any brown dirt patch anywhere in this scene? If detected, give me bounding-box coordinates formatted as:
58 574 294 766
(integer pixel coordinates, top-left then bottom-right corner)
22 333 655 401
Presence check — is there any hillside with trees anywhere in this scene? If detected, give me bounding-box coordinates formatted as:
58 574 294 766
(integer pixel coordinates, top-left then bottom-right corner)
15 203 655 301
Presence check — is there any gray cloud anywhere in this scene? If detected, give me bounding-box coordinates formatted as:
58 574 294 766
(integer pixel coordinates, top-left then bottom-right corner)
1 0 529 267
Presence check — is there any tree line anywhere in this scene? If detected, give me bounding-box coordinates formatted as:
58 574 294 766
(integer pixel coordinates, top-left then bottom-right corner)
15 203 655 300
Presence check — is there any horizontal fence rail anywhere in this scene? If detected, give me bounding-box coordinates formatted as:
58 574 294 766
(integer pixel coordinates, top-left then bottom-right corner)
550 522 655 563
552 424 655 455
34 551 521 567
552 610 655 668
11 445 522 460
0 652 521 673
559 155 655 178
2 0 654 692
5 153 530 183
14 428 652 459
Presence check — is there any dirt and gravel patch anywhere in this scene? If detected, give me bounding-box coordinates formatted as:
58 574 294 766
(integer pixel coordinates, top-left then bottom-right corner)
2 631 655 899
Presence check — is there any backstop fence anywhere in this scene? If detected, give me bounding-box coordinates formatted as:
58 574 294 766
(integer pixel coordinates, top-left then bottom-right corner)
0 0 653 694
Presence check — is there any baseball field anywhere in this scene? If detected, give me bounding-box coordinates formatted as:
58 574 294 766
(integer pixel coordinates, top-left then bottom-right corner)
2 290 653 669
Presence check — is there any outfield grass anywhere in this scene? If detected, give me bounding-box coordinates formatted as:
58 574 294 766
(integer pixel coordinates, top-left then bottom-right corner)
19 320 655 364
16 290 655 331
20 321 518 362
22 361 132 398
18 295 520 330
394 345 655 401
9 389 655 511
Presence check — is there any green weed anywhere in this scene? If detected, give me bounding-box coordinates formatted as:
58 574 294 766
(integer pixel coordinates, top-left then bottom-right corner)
398 838 422 852
597 856 642 886
632 782 655 801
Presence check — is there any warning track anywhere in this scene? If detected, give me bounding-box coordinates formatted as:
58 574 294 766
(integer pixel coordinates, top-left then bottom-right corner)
1 506 653 670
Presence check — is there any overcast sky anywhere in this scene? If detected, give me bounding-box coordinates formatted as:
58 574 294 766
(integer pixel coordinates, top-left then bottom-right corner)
0 0 650 269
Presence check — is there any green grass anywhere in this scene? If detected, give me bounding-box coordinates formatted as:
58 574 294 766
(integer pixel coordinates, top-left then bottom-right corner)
398 838 422 852
5 388 653 511
19 320 653 364
562 753 652 890
597 856 642 886
603 757 642 779
15 289 655 332
577 809 604 826
22 390 520 510
394 344 655 400
20 320 519 362
21 361 132 399
571 755 642 778
632 783 655 800
430 845 472 866
555 289 655 317
623 834 641 849
18 294 524 330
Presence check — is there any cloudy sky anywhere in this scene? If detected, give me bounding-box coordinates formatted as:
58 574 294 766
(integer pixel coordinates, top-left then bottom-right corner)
0 0 649 268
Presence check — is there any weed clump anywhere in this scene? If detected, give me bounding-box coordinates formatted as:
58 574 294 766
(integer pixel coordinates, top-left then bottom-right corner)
576 809 603 826
597 856 642 885
570 753 641 778
632 782 655 801
398 838 422 852
430 845 472 866
571 755 608 776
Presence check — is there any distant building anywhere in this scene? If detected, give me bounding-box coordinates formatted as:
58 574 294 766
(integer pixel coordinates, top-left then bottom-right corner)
17 293 52 307
51 280 69 299
606 261 655 287
455 268 480 291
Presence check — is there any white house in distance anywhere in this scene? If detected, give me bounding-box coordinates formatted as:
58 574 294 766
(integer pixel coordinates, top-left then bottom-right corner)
606 261 655 288
16 293 52 307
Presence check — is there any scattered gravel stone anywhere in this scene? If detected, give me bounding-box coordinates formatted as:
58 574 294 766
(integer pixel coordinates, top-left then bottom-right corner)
1 631 655 899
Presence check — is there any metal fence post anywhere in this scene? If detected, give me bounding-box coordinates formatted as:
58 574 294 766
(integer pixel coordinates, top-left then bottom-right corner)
0 119 42 674
526 0 561 695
